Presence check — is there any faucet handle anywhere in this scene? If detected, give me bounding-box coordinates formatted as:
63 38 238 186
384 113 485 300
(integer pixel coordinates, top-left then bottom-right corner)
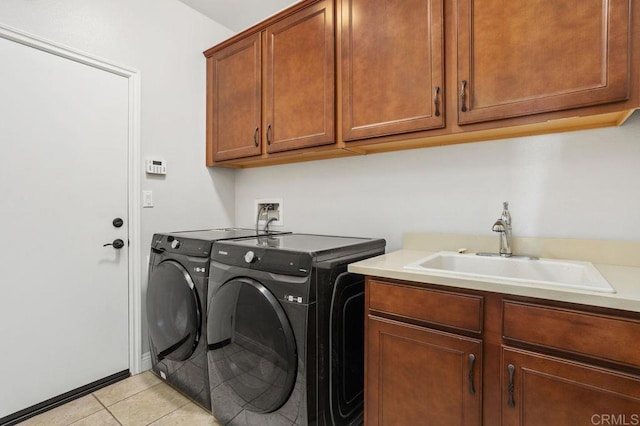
492 219 505 232
503 201 509 210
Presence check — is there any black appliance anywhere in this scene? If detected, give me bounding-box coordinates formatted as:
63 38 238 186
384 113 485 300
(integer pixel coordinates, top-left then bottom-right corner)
146 228 289 410
207 233 385 425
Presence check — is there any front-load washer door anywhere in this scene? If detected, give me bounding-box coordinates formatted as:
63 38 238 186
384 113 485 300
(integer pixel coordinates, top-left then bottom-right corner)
208 277 297 413
147 260 201 361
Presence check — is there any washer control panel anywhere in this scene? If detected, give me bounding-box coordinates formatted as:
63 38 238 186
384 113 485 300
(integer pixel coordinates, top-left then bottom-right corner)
244 251 257 264
151 233 211 257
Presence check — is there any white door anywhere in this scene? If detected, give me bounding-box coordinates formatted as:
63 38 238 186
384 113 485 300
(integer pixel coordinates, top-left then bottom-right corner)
0 35 130 419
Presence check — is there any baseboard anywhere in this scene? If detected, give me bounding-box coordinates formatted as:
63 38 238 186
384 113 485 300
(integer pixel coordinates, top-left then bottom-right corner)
140 351 152 372
0 370 129 426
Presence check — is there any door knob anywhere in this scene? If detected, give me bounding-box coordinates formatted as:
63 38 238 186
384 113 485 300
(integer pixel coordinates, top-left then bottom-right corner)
104 239 125 249
112 218 124 228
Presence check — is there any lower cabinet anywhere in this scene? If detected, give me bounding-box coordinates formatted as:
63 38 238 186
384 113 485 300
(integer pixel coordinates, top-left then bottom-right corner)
364 277 640 425
502 347 640 426
366 316 482 426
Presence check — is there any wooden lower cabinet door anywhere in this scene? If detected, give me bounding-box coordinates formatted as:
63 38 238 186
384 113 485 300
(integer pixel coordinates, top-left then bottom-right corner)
366 316 482 426
502 347 640 426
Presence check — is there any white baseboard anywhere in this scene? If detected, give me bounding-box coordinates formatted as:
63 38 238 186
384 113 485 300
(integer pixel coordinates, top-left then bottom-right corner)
140 352 152 372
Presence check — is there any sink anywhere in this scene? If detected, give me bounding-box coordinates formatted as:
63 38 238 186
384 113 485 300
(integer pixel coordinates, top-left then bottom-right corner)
404 252 615 293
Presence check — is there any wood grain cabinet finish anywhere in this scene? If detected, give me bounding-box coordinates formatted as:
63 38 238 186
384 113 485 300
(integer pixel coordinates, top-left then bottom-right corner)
366 316 482 426
264 0 334 153
204 0 638 167
368 279 483 334
457 0 631 124
340 0 445 141
207 33 262 162
205 0 334 164
502 347 640 426
503 300 640 368
364 278 640 425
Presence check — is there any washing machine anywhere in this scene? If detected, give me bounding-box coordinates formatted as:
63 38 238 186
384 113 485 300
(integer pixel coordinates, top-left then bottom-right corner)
206 233 385 425
146 228 288 410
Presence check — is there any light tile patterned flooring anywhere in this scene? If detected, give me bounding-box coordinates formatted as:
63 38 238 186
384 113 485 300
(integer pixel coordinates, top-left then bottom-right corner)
19 372 221 426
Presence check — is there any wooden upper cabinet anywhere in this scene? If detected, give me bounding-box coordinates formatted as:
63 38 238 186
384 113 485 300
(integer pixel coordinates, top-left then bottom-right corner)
457 0 631 124
264 0 334 153
207 33 262 163
340 0 445 141
204 0 637 167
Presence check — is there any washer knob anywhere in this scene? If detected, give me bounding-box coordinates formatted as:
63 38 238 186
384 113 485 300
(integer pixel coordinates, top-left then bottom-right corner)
244 251 257 264
171 239 181 249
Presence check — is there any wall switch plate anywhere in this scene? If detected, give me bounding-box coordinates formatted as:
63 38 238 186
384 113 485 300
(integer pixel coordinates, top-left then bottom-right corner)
255 198 283 227
143 190 153 208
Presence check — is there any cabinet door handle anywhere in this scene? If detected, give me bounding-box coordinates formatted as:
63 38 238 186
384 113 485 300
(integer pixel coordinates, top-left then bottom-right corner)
460 80 468 112
253 126 259 147
507 364 516 407
266 123 272 145
433 86 441 117
468 353 476 394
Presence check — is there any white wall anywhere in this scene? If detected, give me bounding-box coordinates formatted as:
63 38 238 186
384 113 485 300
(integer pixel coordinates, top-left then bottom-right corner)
0 0 235 354
3 0 639 367
235 112 640 251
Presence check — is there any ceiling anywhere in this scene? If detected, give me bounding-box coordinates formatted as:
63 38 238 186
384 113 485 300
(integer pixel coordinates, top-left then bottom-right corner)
179 0 299 32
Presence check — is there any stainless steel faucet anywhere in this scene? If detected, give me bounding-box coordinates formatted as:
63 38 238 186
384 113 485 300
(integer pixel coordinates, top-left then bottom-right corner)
492 201 512 256
476 202 537 259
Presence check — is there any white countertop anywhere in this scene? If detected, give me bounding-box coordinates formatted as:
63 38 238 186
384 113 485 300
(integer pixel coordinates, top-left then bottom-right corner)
348 249 640 313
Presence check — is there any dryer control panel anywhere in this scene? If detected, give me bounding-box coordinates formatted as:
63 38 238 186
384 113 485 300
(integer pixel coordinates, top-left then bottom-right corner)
212 243 313 277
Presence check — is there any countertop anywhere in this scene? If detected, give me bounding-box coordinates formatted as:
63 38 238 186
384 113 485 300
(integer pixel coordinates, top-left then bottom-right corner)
348 249 640 313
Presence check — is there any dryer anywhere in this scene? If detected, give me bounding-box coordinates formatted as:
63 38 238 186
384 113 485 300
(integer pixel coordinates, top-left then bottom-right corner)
207 233 385 425
146 228 288 410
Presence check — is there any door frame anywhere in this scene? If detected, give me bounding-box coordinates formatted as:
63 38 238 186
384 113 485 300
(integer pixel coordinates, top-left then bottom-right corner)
0 24 143 374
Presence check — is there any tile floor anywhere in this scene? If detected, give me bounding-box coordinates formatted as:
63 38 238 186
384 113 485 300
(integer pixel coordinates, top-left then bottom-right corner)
19 371 221 426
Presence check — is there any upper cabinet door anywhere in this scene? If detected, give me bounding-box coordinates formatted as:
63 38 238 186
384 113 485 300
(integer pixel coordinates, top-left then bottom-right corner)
264 0 335 154
457 0 631 125
341 0 445 141
207 33 262 163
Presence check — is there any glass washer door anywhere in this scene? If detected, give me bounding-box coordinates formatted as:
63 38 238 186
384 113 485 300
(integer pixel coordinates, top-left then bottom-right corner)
147 260 201 361
208 277 297 413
